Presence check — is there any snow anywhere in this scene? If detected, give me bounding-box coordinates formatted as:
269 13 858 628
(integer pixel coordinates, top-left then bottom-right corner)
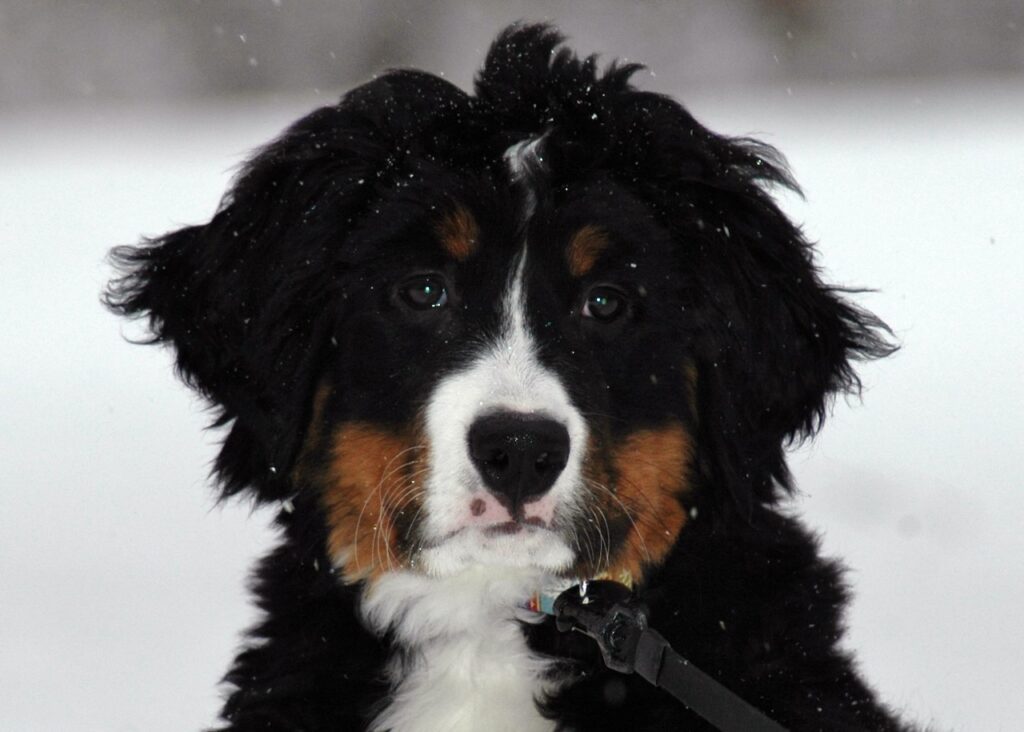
2 79 1022 731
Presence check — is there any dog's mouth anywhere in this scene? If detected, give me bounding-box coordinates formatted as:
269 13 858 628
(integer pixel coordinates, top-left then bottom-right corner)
483 517 549 536
424 515 556 546
414 510 576 577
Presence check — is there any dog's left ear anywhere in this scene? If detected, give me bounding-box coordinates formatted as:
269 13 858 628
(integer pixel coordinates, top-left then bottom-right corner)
105 104 382 502
671 140 897 504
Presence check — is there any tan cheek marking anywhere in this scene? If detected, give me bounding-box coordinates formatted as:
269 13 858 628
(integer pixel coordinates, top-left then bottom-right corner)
606 423 692 584
435 205 479 261
321 423 425 584
566 225 609 277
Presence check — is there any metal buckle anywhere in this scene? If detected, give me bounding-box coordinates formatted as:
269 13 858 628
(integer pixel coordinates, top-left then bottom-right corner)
552 580 649 674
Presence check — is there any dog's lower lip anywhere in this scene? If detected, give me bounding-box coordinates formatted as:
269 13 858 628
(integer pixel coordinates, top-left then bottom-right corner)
485 521 523 536
483 519 549 537
421 520 554 548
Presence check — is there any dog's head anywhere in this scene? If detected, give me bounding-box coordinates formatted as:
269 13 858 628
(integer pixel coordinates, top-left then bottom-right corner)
107 25 891 587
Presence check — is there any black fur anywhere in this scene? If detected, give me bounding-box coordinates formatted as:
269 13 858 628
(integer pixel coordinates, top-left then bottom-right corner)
107 23 912 732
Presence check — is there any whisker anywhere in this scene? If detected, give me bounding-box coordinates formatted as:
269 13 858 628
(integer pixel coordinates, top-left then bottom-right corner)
578 505 600 571
352 450 426 575
376 465 432 573
375 460 430 573
592 502 613 572
585 478 652 563
588 505 605 573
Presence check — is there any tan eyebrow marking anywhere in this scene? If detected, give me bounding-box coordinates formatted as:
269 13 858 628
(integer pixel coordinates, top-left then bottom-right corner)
566 225 610 277
435 205 479 262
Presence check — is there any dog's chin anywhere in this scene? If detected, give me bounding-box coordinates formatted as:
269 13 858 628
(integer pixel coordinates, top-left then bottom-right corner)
418 524 576 578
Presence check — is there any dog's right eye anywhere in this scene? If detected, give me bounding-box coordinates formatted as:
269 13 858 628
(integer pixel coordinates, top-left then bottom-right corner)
398 275 449 311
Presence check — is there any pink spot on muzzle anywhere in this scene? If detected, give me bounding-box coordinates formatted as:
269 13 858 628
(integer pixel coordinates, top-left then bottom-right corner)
523 495 556 526
465 493 514 525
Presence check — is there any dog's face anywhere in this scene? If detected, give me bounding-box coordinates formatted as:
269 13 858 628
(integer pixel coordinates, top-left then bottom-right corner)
298 161 695 585
108 25 889 590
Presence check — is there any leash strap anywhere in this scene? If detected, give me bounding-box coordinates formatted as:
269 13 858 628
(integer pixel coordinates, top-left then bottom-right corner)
545 581 787 732
634 628 787 732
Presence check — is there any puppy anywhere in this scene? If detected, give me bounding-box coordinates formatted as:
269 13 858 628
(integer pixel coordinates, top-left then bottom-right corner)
107 23 915 732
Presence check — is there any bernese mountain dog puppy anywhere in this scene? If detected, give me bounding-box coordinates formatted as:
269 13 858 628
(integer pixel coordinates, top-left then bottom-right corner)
107 23 915 732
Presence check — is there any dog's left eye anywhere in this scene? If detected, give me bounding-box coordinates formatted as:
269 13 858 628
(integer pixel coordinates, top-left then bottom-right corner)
399 275 449 310
582 285 627 322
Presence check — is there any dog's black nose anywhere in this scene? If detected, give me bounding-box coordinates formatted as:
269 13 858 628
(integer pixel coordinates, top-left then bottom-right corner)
468 413 570 510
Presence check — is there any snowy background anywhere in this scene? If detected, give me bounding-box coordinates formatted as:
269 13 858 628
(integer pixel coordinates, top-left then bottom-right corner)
2 3 1023 731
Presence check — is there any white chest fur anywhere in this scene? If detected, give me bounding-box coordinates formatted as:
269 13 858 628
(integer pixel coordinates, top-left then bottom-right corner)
361 568 560 732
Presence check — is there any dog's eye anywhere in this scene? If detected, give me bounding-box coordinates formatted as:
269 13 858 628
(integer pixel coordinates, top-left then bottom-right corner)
582 286 627 322
399 275 449 310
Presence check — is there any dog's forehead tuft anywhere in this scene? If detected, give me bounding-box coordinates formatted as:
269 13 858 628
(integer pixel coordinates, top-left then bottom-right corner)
503 135 547 183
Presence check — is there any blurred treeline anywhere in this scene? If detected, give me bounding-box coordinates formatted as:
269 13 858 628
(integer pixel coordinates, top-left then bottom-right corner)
2 0 1022 106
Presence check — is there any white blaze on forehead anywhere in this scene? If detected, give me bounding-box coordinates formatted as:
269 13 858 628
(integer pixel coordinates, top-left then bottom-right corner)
503 134 546 221
419 248 586 576
490 252 542 403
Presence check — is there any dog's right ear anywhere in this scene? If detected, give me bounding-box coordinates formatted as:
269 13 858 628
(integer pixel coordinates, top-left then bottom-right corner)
106 71 476 503
104 103 386 503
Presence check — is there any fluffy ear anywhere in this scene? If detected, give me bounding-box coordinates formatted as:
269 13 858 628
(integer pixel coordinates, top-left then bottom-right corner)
679 143 896 506
559 78 898 508
107 71 475 502
105 103 383 502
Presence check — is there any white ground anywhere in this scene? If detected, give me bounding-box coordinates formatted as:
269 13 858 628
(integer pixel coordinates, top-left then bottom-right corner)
2 78 1021 731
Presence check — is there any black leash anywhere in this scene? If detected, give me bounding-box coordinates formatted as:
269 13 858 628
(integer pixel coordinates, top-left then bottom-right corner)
550 580 788 732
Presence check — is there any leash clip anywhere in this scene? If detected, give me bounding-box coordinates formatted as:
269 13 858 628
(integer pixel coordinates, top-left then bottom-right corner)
553 580 654 675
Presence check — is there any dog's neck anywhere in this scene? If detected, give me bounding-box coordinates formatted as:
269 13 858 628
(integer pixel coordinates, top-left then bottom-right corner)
361 567 560 732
